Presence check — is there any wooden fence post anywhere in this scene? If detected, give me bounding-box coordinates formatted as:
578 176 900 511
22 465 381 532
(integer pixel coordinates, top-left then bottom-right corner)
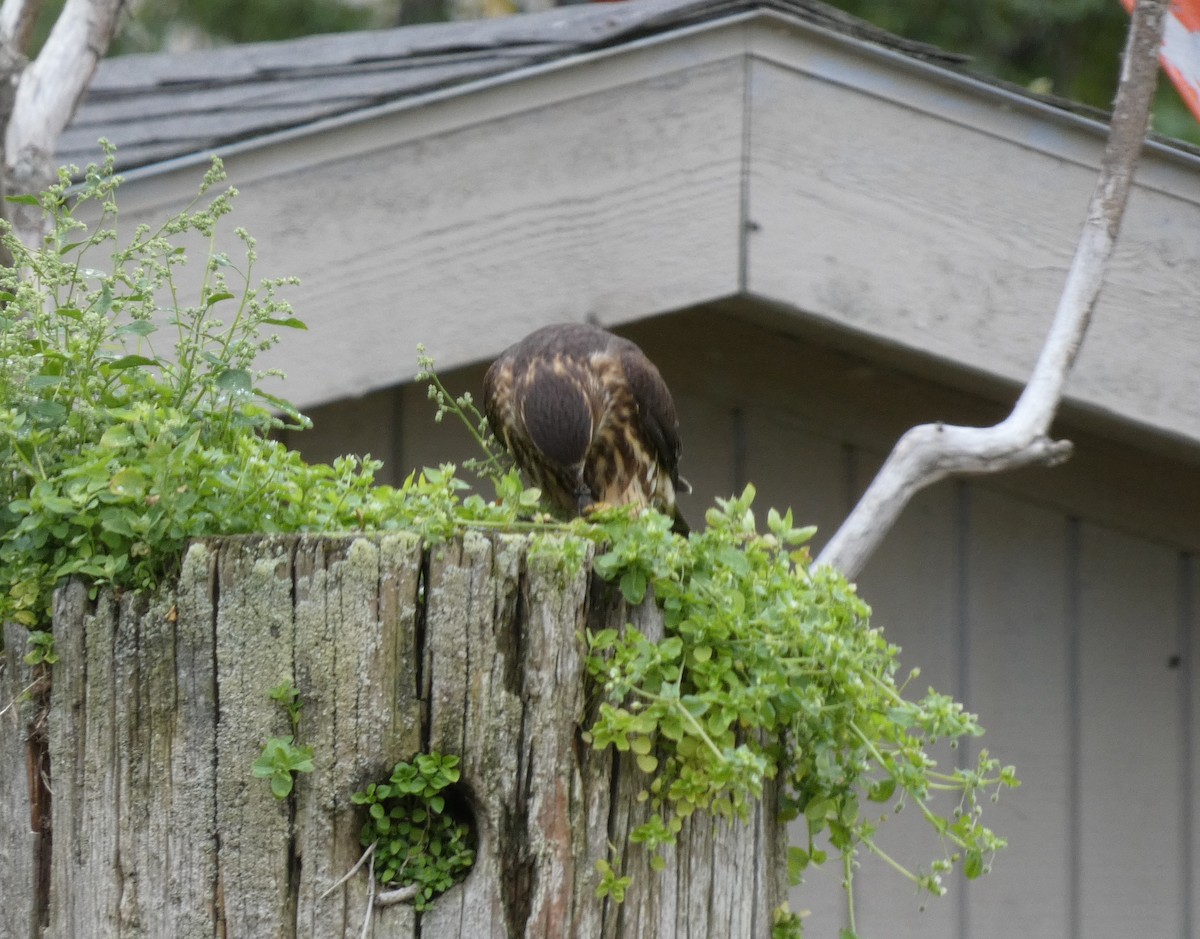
0 533 785 937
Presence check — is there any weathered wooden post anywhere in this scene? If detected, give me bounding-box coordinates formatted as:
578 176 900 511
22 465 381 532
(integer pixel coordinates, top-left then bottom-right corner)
0 533 785 938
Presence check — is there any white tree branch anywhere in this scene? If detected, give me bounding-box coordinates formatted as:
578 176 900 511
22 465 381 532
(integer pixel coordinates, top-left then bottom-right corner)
0 0 43 52
5 0 126 245
817 0 1169 579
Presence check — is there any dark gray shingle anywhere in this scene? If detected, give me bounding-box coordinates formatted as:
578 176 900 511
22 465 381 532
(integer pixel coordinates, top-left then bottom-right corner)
60 0 965 172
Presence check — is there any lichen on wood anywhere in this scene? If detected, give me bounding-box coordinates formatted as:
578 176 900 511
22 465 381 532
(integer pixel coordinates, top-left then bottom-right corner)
0 533 782 938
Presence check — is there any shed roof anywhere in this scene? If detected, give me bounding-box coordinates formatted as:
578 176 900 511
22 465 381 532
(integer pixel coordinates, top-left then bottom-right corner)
61 0 975 172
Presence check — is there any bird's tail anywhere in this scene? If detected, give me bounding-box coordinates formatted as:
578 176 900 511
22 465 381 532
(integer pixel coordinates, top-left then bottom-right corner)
671 506 690 537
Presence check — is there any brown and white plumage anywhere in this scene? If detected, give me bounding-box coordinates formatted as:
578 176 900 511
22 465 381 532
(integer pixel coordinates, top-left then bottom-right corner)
483 323 691 534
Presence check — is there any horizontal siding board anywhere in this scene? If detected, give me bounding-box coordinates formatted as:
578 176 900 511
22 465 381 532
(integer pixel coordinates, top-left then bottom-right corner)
177 58 745 410
745 53 1200 451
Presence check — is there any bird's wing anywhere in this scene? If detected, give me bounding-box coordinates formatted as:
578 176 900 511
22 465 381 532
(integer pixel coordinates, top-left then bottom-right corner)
482 358 513 449
616 345 685 488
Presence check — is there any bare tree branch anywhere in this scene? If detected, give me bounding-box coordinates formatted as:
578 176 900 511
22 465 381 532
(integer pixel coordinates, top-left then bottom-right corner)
0 0 44 52
817 0 1169 579
4 0 127 246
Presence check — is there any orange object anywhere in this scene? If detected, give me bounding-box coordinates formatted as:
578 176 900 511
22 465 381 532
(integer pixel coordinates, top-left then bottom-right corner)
1120 0 1200 121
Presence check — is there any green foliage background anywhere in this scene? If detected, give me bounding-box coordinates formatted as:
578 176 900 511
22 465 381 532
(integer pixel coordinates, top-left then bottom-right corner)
829 0 1200 143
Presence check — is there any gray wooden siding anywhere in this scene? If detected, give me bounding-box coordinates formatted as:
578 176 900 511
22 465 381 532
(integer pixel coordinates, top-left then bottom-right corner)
285 308 1198 937
103 14 1200 453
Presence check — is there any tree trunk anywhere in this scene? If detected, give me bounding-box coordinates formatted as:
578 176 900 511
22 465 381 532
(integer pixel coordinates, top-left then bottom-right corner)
0 533 785 938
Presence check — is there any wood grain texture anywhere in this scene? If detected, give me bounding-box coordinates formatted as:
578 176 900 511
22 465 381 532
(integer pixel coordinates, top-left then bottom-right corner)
1 534 783 937
0 620 40 939
102 51 747 412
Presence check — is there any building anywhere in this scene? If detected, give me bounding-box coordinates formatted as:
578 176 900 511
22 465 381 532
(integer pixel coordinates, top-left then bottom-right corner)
62 0 1200 934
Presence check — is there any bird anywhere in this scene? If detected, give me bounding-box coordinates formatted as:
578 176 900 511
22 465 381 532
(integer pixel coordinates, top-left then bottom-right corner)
482 323 691 534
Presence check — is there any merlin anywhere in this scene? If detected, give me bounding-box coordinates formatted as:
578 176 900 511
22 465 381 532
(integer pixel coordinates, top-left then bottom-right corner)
483 323 690 534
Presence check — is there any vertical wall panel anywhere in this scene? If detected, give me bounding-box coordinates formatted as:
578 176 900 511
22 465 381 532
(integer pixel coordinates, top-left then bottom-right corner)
285 388 403 482
1077 525 1185 938
963 490 1071 939
843 459 961 939
739 408 857 930
397 365 490 478
742 407 850 556
671 391 737 523
1185 554 1198 938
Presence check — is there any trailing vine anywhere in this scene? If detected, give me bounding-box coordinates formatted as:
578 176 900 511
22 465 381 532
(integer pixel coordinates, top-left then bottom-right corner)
580 492 1016 928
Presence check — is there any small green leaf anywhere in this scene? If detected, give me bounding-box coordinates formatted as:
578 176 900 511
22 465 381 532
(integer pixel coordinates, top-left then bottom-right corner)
271 773 294 799
216 368 253 396
108 468 147 497
867 778 897 803
99 424 136 448
787 846 809 885
263 316 307 330
619 568 647 605
115 321 157 338
26 400 67 425
106 354 159 370
804 798 832 822
26 374 65 391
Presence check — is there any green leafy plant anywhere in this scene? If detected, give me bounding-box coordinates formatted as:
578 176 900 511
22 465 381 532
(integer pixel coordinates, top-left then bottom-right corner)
0 146 533 632
577 490 1018 937
268 680 303 730
594 853 633 902
416 346 512 485
352 751 476 910
253 681 314 799
22 629 58 666
410 358 1020 936
253 734 315 799
771 903 805 939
